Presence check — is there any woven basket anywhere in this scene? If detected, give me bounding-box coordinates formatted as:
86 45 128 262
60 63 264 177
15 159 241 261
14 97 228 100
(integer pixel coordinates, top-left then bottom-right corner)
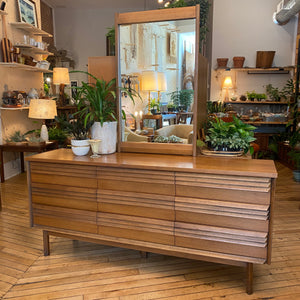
217 58 228 68
233 56 245 68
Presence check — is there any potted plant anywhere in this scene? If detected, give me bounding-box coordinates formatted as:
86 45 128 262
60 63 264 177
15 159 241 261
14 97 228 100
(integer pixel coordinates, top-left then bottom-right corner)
246 91 257 101
71 70 139 154
150 98 160 114
205 116 256 154
256 93 267 101
169 89 194 111
55 110 93 156
6 131 28 145
167 101 176 112
266 84 281 101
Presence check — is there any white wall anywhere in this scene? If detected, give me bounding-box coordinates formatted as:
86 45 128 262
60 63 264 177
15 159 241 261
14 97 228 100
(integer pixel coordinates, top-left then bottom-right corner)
210 0 297 100
54 1 159 83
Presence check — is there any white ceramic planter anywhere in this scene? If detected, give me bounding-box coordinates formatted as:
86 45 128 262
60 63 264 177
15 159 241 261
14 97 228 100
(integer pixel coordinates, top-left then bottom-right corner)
91 121 117 154
71 139 90 156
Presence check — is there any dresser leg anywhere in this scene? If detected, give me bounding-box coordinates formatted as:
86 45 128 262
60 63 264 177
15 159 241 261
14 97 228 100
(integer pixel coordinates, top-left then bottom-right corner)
246 263 253 294
43 230 50 256
140 251 149 258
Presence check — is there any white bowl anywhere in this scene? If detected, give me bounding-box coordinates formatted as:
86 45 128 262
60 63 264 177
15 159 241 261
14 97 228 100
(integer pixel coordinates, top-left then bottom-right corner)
71 139 90 156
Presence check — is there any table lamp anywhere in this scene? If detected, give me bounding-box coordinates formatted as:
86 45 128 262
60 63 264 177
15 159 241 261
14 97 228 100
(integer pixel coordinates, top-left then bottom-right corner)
157 71 167 106
53 67 70 107
28 99 57 142
223 76 233 102
141 71 158 115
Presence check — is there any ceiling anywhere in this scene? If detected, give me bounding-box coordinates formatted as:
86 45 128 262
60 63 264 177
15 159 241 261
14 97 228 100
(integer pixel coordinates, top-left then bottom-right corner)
43 0 160 10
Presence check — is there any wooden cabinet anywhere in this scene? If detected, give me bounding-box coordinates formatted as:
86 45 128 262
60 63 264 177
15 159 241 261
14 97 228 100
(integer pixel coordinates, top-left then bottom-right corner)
26 149 277 294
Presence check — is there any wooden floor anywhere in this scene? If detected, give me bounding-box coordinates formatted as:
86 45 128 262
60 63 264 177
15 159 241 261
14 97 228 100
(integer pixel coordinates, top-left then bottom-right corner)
0 162 299 300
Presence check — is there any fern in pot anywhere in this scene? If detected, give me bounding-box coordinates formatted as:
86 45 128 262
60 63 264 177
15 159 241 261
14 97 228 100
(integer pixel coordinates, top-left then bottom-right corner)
70 70 139 154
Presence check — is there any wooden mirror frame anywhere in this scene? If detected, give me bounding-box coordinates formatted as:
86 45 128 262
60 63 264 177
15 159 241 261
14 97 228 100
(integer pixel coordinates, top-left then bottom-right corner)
115 5 207 156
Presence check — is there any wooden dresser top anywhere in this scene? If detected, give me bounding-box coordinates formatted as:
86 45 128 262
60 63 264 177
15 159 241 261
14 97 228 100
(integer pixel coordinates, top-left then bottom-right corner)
26 149 277 178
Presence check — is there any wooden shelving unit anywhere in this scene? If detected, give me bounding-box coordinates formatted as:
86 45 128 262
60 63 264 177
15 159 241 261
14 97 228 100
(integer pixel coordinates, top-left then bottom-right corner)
10 22 53 37
216 67 294 73
0 62 52 73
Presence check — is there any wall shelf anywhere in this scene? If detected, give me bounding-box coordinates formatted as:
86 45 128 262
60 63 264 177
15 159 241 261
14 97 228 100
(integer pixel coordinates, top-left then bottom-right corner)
14 44 53 56
244 121 289 125
224 101 290 105
0 62 52 73
0 106 29 111
10 22 53 37
216 67 294 74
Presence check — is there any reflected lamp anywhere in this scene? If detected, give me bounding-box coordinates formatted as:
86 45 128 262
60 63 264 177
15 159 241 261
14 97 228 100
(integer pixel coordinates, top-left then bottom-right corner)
141 71 158 115
28 99 57 142
53 67 70 107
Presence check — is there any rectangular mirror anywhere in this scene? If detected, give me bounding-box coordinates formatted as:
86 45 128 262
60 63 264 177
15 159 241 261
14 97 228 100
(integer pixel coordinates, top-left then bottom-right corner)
116 6 206 156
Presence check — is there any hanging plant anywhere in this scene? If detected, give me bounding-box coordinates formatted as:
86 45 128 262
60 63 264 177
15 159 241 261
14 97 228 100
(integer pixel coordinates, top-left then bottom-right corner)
163 0 211 54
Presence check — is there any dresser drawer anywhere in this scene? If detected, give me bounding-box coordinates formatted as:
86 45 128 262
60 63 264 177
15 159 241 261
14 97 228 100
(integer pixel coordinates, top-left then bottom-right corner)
98 212 174 245
98 167 175 196
176 172 271 204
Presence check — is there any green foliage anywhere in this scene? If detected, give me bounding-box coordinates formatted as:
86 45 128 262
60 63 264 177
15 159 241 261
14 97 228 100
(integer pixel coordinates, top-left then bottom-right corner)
246 91 257 100
48 126 68 146
55 112 93 140
6 131 27 143
288 150 300 170
154 135 183 143
281 78 295 100
169 89 193 110
150 98 160 110
207 101 226 114
265 84 281 101
106 27 115 46
70 70 140 127
205 116 256 153
163 0 211 44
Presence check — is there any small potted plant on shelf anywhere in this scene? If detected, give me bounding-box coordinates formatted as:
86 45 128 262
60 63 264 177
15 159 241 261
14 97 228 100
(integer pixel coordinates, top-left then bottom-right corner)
256 93 267 101
6 131 28 145
266 84 281 101
246 91 257 101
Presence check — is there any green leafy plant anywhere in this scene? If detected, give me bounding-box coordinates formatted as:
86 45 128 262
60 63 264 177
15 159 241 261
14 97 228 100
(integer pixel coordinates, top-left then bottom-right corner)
106 27 115 46
48 126 69 146
70 71 140 127
246 91 257 100
280 78 295 100
256 93 267 100
205 116 256 153
6 131 27 143
207 101 226 114
266 84 281 101
169 89 194 110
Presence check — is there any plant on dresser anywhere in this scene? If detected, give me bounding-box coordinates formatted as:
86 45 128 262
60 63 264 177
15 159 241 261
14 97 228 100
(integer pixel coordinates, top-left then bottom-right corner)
70 70 140 154
205 116 256 153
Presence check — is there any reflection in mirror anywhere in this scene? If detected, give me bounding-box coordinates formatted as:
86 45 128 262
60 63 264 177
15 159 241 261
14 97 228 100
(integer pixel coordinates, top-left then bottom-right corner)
120 19 195 145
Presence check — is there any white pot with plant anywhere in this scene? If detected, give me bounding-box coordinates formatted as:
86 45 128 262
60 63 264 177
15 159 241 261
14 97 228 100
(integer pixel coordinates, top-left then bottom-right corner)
71 71 139 154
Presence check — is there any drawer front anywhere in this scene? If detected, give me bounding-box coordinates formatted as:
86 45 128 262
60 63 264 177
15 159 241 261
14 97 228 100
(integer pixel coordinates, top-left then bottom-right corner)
175 222 267 259
30 162 97 189
98 212 174 245
98 190 174 220
98 167 175 196
32 183 97 211
33 203 97 233
175 196 269 232
176 172 271 204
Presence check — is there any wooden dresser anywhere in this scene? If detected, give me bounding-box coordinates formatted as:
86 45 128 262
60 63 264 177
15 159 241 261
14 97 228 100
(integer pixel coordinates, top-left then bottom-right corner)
26 149 277 294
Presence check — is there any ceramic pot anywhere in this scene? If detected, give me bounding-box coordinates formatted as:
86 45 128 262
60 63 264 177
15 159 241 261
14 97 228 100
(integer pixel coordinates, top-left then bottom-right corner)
71 139 90 156
293 170 300 182
91 121 117 154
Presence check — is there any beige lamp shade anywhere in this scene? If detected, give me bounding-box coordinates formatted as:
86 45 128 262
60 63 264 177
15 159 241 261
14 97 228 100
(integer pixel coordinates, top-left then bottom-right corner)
141 71 158 91
223 76 233 88
53 67 70 85
157 72 167 91
28 99 57 119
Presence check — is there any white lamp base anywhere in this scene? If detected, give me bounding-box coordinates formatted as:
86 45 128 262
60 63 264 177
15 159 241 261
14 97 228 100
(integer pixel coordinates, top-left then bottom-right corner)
40 124 49 142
